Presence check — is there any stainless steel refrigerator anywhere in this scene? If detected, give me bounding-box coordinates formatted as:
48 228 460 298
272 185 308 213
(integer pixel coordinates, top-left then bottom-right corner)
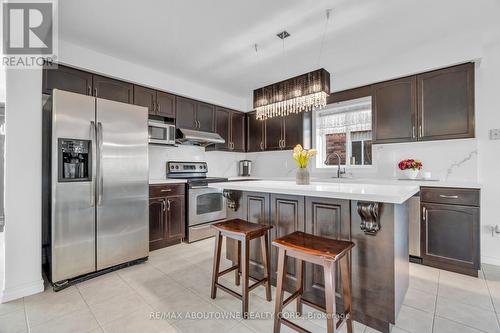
43 89 149 288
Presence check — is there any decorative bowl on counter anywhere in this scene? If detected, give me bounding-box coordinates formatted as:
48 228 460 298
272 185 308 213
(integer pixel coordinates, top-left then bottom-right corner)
398 159 423 179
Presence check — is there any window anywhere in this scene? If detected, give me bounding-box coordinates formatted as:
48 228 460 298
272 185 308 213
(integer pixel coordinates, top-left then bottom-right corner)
314 96 372 168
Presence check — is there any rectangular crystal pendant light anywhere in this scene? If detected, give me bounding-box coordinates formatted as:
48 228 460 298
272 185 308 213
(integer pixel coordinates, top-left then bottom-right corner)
253 68 331 120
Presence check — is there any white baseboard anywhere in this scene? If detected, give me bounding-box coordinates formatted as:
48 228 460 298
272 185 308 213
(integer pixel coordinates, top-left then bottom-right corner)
0 279 44 303
482 255 500 267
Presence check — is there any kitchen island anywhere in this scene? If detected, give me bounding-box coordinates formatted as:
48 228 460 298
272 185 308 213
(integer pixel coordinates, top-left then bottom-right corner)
210 180 420 333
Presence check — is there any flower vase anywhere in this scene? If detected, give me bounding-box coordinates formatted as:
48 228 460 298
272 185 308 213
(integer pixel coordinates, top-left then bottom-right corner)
296 168 310 185
403 169 419 179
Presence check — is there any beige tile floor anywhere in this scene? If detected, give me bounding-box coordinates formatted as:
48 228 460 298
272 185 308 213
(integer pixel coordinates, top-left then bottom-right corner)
1 238 500 333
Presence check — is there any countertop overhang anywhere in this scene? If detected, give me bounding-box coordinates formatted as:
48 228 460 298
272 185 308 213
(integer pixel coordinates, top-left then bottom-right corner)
210 180 420 204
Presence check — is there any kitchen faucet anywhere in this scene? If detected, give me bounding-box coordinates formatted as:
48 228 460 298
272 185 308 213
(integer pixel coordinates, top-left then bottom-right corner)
325 152 346 178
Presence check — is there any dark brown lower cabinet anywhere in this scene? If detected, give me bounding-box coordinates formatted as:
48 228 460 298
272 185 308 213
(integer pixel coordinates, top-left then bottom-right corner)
149 184 185 251
420 187 480 277
270 194 305 290
241 192 271 274
303 197 351 302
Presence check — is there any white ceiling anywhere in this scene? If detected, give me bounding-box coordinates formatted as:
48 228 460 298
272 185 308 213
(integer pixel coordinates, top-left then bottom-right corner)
59 0 497 101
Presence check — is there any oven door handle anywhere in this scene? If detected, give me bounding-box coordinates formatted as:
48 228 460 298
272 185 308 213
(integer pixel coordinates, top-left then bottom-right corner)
190 185 209 189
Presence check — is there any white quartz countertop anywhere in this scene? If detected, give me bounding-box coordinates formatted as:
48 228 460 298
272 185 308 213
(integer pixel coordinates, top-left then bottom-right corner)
149 178 187 185
210 180 420 204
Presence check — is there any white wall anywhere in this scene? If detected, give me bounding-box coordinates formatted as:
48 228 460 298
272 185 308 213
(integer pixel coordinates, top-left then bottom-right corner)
476 41 500 265
1 68 45 302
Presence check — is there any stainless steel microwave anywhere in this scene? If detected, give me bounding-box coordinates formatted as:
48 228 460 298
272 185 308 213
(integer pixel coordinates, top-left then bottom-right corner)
148 120 176 145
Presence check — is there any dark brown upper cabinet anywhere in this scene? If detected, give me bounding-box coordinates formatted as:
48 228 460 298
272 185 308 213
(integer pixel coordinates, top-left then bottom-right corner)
133 85 156 115
43 65 93 95
196 102 215 132
213 107 231 150
373 76 417 144
231 112 246 151
211 107 245 151
92 75 133 104
282 112 305 150
265 116 283 150
246 112 265 152
156 91 176 118
176 97 214 131
264 113 305 150
417 63 475 141
176 97 197 129
371 62 475 144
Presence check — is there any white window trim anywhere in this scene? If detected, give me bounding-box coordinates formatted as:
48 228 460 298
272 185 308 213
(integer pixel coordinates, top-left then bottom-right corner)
312 102 373 170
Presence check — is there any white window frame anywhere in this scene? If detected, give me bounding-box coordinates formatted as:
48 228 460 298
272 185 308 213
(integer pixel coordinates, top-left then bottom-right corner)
312 98 373 169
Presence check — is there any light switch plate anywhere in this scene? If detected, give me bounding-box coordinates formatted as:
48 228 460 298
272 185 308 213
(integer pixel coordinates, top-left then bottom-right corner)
490 129 500 140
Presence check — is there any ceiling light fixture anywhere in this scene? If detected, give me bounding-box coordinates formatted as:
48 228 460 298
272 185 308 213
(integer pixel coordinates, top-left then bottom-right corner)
253 10 332 120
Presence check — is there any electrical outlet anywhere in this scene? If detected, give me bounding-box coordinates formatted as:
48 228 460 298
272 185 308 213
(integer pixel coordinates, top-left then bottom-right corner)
490 128 500 140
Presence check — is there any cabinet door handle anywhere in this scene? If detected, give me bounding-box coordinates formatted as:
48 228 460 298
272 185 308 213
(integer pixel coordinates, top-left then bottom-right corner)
422 207 426 221
412 126 416 139
419 125 423 138
260 142 264 150
167 199 171 211
439 194 459 199
87 86 92 96
162 199 166 212
94 88 98 96
157 102 160 113
160 189 172 192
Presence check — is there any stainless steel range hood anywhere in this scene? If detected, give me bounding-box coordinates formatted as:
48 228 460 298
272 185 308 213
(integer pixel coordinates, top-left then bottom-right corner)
176 128 225 147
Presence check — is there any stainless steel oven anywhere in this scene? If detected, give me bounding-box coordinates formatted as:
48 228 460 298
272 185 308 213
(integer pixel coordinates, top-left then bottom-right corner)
166 161 228 243
148 120 176 145
189 185 226 226
187 184 227 242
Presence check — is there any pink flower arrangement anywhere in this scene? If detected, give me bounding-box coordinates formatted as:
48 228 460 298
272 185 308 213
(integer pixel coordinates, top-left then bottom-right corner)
398 159 423 171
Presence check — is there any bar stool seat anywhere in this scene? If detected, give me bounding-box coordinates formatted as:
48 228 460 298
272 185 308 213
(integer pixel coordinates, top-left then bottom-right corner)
272 231 355 333
210 219 273 319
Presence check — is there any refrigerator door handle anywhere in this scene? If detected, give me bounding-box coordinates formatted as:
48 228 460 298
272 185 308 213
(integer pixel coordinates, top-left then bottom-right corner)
90 121 97 206
97 122 104 206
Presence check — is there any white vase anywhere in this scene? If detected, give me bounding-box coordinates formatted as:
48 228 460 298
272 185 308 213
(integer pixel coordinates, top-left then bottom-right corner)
403 169 419 179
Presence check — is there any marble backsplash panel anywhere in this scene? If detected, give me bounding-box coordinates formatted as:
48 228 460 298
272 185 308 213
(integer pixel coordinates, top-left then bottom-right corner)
150 138 478 183
149 144 246 179
247 138 479 182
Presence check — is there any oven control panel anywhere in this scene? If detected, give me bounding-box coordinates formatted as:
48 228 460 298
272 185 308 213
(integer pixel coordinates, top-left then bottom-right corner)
167 161 207 175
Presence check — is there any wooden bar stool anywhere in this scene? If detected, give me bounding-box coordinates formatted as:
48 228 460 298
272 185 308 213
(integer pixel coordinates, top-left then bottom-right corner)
272 231 355 333
210 219 273 319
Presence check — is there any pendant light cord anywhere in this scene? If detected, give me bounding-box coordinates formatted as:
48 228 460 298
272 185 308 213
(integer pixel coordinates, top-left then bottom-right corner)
316 9 332 67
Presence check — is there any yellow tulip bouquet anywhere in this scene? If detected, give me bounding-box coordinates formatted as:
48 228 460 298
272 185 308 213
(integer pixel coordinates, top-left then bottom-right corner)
293 144 317 168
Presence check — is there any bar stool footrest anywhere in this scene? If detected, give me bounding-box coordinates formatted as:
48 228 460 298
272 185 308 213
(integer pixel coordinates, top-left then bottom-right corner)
282 290 302 309
217 265 238 277
248 277 268 292
281 318 313 333
214 282 242 300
